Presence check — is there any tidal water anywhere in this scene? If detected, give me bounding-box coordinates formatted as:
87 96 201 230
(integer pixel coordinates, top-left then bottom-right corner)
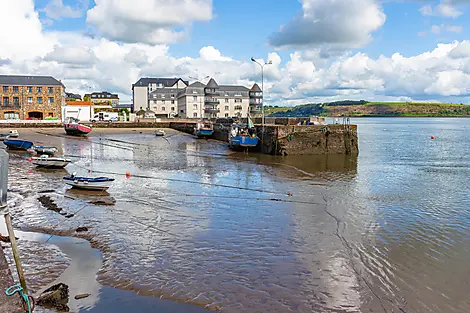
2 118 470 313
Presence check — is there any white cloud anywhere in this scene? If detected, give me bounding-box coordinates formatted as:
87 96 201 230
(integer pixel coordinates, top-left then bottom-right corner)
86 0 213 45
431 24 463 34
3 0 470 106
419 0 468 18
41 0 88 20
268 0 386 50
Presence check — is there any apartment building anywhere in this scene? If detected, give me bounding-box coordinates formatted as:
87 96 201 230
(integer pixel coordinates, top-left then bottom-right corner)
0 75 64 120
132 77 189 113
87 91 119 106
132 77 263 118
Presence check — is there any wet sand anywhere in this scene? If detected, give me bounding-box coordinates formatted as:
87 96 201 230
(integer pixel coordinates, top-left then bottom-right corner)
2 121 470 313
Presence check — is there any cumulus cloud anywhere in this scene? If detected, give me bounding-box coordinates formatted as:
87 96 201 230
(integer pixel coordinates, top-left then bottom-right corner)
86 0 213 44
268 0 386 50
3 0 470 106
41 0 88 20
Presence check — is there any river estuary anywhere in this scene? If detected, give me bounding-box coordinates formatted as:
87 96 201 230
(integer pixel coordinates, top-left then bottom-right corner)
1 117 469 313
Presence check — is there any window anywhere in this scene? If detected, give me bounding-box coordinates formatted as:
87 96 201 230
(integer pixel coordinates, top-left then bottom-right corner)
27 97 32 104
153 94 157 99
3 86 8 92
180 109 184 113
193 104 197 109
27 87 33 93
37 87 42 93
171 94 175 98
192 90 198 94
171 100 175 104
48 87 53 94
171 107 175 111
153 100 157 104
225 106 229 111
235 99 242 103
38 97 43 104
13 86 18 92
161 94 165 98
193 113 198 117
48 97 54 104
162 100 165 104
4 112 19 120
225 113 229 117
193 96 197 101
225 98 229 103
13 97 19 105
2 97 8 105
162 107 165 111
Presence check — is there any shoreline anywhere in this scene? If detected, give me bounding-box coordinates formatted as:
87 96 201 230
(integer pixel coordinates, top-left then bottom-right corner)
2 221 209 313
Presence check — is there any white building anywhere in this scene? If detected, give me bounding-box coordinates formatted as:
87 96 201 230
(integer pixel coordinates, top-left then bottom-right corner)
132 77 262 118
62 102 92 122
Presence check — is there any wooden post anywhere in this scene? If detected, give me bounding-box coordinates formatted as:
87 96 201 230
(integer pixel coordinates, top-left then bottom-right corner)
0 149 28 294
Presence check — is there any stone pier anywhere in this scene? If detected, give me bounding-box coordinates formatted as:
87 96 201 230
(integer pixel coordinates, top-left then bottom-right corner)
170 121 358 155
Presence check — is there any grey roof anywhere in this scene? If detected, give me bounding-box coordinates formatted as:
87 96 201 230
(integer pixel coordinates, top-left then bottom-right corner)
205 78 219 88
189 81 206 87
66 92 82 99
91 91 118 98
0 75 64 86
133 77 189 88
250 83 262 92
219 85 250 92
115 103 132 109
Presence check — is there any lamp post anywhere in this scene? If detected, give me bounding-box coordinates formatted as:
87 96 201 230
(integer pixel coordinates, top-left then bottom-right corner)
251 57 272 141
189 75 209 118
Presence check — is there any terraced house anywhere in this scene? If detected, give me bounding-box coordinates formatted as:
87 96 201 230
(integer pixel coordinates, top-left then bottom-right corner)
0 75 64 120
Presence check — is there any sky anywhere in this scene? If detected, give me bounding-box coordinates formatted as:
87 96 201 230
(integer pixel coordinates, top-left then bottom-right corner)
2 0 470 105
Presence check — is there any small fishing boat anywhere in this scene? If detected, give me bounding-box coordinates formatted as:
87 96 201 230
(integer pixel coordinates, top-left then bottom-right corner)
64 117 92 136
63 173 114 191
194 120 214 138
0 134 9 141
33 146 58 156
228 117 259 149
3 139 34 150
9 130 19 138
155 129 165 136
32 155 71 168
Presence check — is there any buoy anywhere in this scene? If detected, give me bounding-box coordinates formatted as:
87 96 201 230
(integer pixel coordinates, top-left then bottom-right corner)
431 135 435 140
125 172 131 178
27 158 32 162
88 169 92 173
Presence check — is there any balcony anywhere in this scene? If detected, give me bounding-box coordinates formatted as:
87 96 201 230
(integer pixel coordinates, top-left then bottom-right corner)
249 98 262 105
204 108 220 114
205 89 219 96
249 92 263 98
205 98 220 104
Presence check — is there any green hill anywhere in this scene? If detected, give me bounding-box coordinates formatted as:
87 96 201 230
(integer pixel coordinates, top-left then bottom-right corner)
266 101 470 117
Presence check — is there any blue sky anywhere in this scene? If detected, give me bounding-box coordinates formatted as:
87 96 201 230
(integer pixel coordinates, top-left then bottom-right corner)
4 0 470 104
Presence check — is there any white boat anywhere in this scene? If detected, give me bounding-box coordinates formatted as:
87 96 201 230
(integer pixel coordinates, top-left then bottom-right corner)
155 129 165 136
63 172 114 191
9 130 19 138
32 155 71 168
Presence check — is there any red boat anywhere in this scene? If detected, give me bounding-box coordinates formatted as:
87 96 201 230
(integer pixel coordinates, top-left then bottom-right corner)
64 117 92 136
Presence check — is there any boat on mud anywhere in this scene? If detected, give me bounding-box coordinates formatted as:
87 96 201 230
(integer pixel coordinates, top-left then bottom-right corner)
8 130 19 138
64 117 92 136
194 120 214 138
63 172 114 191
3 139 34 150
154 129 165 136
32 155 71 168
32 146 58 156
228 117 259 150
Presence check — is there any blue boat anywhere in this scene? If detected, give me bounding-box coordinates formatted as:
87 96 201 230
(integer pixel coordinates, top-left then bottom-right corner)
194 120 214 138
228 119 259 149
3 139 34 150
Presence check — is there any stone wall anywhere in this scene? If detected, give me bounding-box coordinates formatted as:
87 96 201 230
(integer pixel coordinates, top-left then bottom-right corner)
0 245 22 313
256 124 358 155
0 85 63 120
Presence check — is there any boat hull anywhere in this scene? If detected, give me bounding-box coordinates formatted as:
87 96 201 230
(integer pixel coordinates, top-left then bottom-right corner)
229 136 259 148
32 158 70 168
63 176 114 191
33 146 57 156
64 123 92 136
3 139 34 150
194 129 214 138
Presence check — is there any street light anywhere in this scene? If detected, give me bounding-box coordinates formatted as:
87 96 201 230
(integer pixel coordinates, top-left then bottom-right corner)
251 57 272 138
